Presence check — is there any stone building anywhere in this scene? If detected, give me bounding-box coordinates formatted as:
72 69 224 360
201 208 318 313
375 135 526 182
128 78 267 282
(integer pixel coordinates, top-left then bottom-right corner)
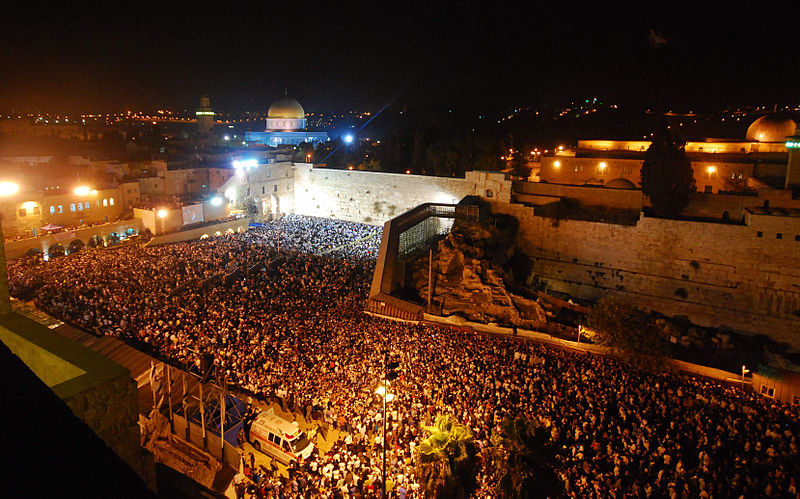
539 114 797 193
244 96 328 146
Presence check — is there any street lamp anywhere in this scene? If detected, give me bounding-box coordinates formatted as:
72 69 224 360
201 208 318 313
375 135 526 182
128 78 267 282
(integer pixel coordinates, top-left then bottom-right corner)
377 353 400 498
157 208 167 234
741 365 750 390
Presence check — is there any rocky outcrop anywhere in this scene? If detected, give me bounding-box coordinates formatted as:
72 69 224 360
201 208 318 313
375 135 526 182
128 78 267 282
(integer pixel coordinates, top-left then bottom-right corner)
410 219 545 328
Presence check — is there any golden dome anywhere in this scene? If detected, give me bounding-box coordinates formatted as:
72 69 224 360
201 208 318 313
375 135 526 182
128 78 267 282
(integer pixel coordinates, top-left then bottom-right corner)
268 97 305 119
746 114 797 142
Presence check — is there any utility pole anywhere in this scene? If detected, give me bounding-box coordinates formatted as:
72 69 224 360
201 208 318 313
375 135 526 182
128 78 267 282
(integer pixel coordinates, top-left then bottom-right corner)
382 350 388 499
182 372 189 441
199 381 207 450
166 364 173 432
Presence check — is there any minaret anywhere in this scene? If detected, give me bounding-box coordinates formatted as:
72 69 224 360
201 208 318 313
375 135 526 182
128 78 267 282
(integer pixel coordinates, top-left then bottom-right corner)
195 95 215 135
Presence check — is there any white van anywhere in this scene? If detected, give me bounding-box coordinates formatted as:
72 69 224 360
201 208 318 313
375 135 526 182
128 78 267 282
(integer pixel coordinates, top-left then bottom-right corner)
249 408 314 464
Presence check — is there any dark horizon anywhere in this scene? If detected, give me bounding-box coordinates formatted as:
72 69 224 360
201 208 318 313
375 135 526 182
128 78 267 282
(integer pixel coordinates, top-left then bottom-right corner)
2 2 799 114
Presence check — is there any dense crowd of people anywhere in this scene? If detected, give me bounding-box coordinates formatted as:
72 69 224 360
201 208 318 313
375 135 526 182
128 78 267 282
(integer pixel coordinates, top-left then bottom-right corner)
7 215 800 498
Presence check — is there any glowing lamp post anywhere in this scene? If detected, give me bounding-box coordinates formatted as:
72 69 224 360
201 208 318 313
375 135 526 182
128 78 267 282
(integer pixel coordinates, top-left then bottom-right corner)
157 208 167 234
0 181 20 197
377 353 400 498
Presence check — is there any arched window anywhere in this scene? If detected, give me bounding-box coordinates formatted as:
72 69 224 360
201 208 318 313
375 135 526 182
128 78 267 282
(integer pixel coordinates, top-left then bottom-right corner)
57 205 63 213
70 203 76 212
49 206 55 215
84 202 90 209
109 197 114 206
77 203 83 211
103 198 108 207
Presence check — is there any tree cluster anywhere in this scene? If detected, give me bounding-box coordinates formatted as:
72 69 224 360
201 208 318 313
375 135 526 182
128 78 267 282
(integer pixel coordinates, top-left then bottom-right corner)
587 295 667 364
640 120 696 217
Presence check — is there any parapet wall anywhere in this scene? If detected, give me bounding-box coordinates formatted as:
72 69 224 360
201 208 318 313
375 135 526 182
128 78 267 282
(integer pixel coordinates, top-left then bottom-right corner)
491 202 800 348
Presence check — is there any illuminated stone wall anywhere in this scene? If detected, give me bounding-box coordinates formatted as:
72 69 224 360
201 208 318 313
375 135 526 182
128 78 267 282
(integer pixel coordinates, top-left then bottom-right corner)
293 166 510 224
492 201 800 348
539 156 759 194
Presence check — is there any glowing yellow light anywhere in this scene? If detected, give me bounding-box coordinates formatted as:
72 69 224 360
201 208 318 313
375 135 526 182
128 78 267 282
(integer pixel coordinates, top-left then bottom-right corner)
0 181 19 196
707 166 717 174
73 186 91 196
554 161 561 168
22 201 37 210
558 145 564 151
157 209 167 218
599 162 607 170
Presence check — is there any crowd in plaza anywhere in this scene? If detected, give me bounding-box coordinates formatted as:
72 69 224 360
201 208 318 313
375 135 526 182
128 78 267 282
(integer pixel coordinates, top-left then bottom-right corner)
7 215 800 498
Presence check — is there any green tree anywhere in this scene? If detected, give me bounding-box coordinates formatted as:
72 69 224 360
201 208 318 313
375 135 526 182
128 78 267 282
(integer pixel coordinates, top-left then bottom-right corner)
587 295 667 364
640 120 696 217
509 149 531 180
415 414 479 498
485 417 560 498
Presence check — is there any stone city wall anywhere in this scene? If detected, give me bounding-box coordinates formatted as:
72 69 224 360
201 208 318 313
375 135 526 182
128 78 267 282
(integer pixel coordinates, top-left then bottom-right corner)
513 182 645 209
293 166 510 225
491 201 800 348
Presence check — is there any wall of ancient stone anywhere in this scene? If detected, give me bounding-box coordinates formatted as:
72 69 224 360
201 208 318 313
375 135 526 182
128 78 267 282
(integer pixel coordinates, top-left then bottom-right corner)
293 166 510 225
491 201 800 348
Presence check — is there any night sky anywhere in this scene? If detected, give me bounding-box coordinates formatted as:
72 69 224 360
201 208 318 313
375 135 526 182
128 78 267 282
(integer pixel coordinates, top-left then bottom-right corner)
1 2 798 114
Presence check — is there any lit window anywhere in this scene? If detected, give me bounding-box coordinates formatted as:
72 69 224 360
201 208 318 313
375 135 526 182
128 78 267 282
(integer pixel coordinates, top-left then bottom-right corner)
50 206 55 215
77 203 83 211
109 197 114 206
70 203 76 212
58 205 63 213
103 199 108 207
85 202 90 209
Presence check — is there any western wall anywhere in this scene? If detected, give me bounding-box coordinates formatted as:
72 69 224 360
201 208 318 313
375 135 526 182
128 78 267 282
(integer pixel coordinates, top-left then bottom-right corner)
491 202 800 347
248 163 800 348
292 166 511 223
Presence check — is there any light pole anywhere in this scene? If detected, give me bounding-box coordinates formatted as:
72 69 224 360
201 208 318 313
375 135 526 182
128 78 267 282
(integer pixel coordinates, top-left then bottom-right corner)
741 365 749 390
157 208 167 234
376 352 399 498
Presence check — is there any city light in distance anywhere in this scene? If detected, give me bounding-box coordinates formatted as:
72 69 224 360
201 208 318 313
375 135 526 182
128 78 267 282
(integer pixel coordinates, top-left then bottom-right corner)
0 181 19 196
343 134 354 144
210 196 223 206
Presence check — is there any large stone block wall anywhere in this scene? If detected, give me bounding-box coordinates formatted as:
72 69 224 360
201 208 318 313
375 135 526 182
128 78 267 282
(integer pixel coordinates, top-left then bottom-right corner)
491 202 800 348
293 166 510 225
63 370 157 489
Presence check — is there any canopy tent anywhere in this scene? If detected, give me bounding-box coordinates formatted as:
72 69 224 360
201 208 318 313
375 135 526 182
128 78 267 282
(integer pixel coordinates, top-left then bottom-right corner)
40 223 63 231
